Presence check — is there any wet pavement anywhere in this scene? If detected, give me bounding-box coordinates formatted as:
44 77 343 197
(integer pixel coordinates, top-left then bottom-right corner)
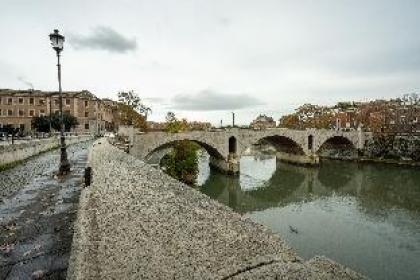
0 142 91 279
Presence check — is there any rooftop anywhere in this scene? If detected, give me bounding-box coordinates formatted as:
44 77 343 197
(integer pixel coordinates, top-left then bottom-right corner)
0 89 98 99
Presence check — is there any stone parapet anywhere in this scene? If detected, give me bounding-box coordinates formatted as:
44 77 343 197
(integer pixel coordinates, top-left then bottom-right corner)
67 140 366 279
0 135 92 169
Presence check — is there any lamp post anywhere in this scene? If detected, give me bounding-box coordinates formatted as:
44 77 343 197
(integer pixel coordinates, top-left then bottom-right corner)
49 29 70 175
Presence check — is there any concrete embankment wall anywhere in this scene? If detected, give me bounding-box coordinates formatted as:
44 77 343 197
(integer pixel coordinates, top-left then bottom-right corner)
67 140 366 279
0 135 92 168
276 151 320 166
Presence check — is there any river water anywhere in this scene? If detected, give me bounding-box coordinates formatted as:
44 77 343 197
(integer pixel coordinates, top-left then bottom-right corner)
196 152 420 280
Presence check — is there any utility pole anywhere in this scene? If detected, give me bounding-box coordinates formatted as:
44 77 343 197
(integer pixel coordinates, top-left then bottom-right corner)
232 112 235 127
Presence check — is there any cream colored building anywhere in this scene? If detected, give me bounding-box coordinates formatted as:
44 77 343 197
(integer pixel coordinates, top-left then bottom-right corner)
0 89 117 134
250 114 276 130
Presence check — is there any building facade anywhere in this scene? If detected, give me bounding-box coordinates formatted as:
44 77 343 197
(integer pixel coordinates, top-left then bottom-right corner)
250 114 276 130
0 89 117 134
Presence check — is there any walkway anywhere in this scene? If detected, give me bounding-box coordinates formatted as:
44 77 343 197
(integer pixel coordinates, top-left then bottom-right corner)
0 141 91 279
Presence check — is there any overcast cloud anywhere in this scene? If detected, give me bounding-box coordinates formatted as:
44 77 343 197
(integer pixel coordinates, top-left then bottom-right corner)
0 0 419 125
70 26 137 53
171 90 264 111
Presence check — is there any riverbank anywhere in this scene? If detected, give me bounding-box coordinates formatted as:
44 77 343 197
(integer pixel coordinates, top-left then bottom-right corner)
0 141 91 279
318 155 420 168
67 140 366 279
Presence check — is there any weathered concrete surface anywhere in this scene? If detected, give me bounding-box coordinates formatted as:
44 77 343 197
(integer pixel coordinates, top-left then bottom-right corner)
0 135 92 169
68 140 366 279
0 141 91 279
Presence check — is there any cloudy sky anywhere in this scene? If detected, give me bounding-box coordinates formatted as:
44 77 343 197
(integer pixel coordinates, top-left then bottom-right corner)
0 0 419 125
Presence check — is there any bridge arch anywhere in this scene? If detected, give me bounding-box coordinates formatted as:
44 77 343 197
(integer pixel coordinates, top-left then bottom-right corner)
316 135 358 159
253 135 306 155
145 139 225 161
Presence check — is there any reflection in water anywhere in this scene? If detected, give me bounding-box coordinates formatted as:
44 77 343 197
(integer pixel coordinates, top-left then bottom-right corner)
198 151 420 280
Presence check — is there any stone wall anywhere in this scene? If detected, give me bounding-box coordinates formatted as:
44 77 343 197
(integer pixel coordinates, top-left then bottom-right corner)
67 140 366 279
362 135 420 162
0 135 92 168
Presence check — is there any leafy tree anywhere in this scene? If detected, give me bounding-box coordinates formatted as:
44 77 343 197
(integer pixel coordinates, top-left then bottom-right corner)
117 103 147 130
278 104 334 129
278 114 300 129
118 90 152 119
51 112 79 131
31 115 51 132
31 112 78 132
118 90 142 109
160 140 200 185
165 112 188 133
117 90 151 130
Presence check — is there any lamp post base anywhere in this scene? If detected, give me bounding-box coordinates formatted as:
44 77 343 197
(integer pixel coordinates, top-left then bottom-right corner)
59 146 71 175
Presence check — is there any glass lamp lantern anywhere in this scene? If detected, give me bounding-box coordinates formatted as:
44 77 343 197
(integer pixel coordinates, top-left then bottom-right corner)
49 29 65 52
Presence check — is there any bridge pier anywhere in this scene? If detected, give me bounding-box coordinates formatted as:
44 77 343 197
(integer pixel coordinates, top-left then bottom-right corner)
276 151 319 166
209 155 240 175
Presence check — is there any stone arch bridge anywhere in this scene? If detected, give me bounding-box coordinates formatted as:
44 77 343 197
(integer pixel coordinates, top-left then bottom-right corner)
131 128 367 174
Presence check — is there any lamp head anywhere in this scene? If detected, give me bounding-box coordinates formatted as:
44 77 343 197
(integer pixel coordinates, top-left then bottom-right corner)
49 29 65 53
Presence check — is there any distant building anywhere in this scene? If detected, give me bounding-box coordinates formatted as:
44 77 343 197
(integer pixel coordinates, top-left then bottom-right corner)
334 111 357 130
250 114 276 130
0 89 118 134
146 121 167 131
188 121 212 131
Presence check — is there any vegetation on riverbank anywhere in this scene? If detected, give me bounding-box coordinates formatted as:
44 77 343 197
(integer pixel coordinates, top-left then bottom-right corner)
160 140 200 185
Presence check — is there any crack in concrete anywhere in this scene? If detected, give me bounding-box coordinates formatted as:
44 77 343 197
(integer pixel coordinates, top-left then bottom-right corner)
220 259 278 280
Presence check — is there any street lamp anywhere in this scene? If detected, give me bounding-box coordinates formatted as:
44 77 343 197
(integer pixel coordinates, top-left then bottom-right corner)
49 29 70 175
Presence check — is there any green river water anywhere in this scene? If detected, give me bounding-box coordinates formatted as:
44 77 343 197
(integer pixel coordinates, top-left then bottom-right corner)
196 153 420 280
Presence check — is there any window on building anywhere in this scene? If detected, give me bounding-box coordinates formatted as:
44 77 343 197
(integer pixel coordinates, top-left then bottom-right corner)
29 98 34 105
8 98 12 105
66 99 71 105
85 123 90 130
39 99 45 105
18 98 24 104
19 124 25 131
55 110 59 114
84 111 89 117
55 99 59 105
8 110 13 116
85 100 88 107
19 110 24 116
29 110 35 117
0 109 2 116
0 98 2 105
39 109 45 116
65 110 71 114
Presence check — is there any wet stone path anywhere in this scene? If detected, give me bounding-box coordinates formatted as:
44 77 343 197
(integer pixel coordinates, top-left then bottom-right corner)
0 141 91 279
